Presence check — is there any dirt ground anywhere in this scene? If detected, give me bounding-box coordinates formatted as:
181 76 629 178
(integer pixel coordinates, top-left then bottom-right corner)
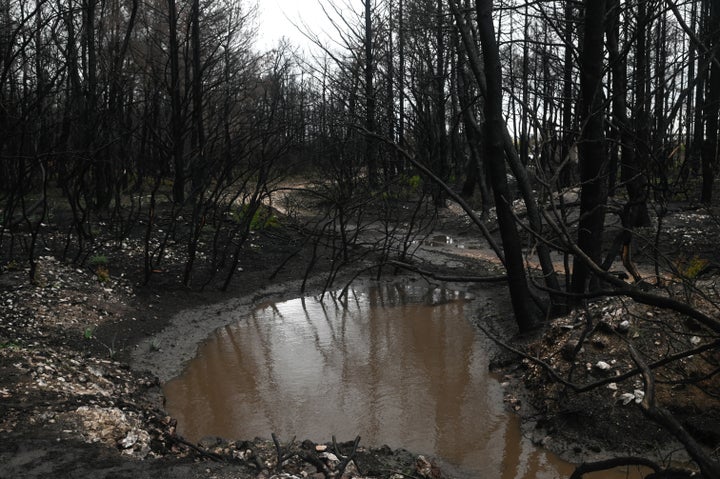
1 195 719 478
0 208 446 478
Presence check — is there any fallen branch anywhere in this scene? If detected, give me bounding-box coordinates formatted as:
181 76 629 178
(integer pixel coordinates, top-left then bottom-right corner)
387 260 507 283
570 456 660 479
333 435 361 478
271 432 297 473
169 435 225 462
541 210 720 334
628 342 720 478
476 322 720 394
358 127 506 266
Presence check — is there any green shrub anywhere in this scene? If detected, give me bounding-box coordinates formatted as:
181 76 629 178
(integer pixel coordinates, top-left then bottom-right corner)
89 255 110 282
83 327 94 340
230 204 280 230
407 174 422 191
679 255 709 279
89 255 108 267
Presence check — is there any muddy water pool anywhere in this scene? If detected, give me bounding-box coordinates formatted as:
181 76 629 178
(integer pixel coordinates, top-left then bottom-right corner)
163 282 646 478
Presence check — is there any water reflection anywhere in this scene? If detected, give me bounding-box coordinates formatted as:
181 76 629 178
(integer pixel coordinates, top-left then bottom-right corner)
164 283 646 479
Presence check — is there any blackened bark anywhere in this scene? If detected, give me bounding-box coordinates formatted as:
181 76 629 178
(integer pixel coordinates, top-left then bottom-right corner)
432 0 448 207
364 0 377 187
450 0 561 311
571 0 608 295
386 0 395 179
398 0 405 154
168 0 185 203
692 2 709 179
190 0 205 194
475 0 537 332
603 0 650 279
702 0 720 203
559 1 576 189
457 52 491 212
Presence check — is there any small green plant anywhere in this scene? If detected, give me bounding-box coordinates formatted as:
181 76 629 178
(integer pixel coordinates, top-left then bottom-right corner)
407 174 422 191
83 327 94 340
230 204 280 230
678 255 709 279
5 260 20 271
252 206 280 230
0 341 20 350
89 255 108 267
89 255 110 282
150 337 162 351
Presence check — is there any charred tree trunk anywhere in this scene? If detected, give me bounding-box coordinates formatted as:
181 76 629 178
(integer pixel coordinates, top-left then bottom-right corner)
364 0 377 187
457 44 491 212
450 0 562 312
701 0 720 203
168 0 185 203
432 0 448 207
475 0 538 332
602 0 650 281
559 1 576 189
571 0 609 295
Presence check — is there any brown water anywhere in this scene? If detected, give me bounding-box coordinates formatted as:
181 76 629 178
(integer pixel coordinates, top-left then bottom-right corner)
164 283 647 478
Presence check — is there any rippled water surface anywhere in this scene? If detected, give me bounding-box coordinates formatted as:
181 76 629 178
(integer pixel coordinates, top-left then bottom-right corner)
164 283 647 478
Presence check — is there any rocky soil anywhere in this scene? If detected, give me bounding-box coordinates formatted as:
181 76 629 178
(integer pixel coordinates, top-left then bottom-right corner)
0 215 447 478
1 196 719 478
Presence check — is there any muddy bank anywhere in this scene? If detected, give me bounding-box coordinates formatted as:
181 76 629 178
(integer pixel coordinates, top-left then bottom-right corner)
0 252 444 478
130 274 503 384
131 277 320 383
3 198 717 478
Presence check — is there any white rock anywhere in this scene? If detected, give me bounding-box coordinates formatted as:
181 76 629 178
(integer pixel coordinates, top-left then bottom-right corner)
595 361 612 370
120 431 138 449
320 452 339 462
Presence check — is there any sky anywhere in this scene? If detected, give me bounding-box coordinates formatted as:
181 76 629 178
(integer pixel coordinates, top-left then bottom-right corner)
257 0 356 53
257 0 329 51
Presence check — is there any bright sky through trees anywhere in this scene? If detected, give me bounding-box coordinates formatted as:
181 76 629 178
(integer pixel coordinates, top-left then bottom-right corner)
258 0 334 51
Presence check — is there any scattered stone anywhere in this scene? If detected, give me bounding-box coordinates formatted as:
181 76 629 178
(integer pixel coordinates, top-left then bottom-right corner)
320 451 339 463
595 361 612 371
617 320 631 334
199 436 224 449
416 455 432 477
120 430 139 449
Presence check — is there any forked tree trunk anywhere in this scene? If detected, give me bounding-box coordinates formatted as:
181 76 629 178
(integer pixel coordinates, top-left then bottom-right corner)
450 0 562 315
474 0 537 332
